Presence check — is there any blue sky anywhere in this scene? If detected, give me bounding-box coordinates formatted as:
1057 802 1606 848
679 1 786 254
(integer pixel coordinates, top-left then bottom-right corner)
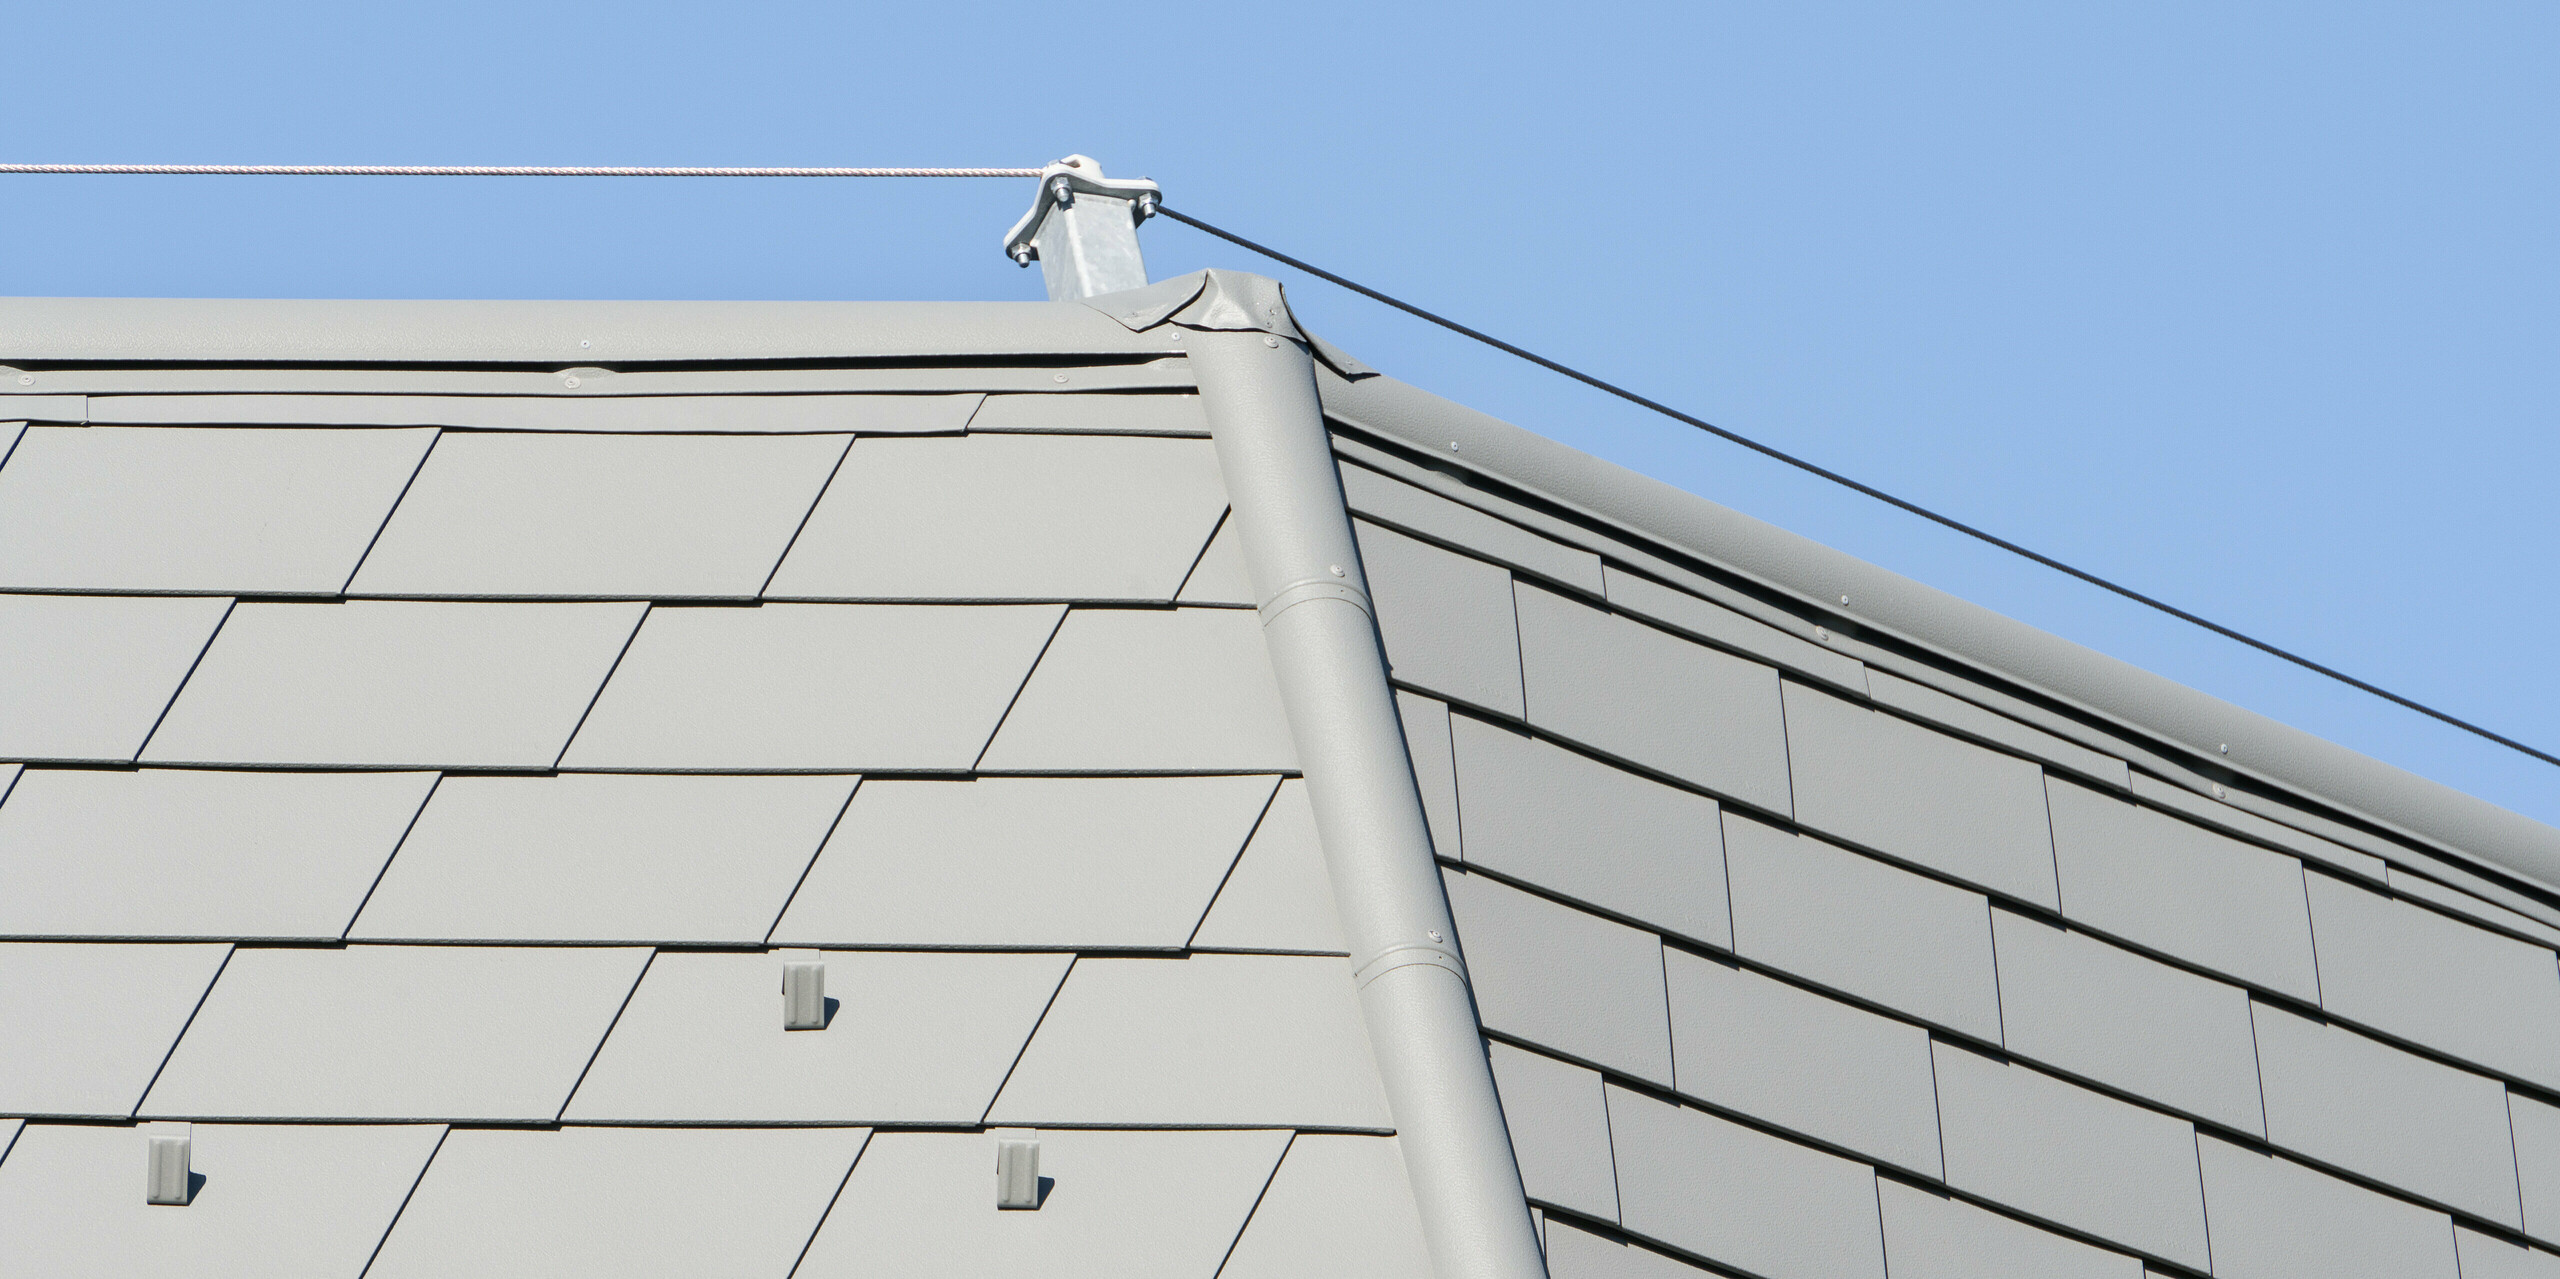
8 2 2555 828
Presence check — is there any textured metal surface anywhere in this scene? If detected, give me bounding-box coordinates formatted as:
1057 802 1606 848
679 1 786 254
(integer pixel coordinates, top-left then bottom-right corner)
1663 949 1941 1175
1444 869 1672 1086
1607 1085 1886 1279
0 296 1179 363
139 945 650 1122
0 426 433 595
1219 1134 1437 1279
1781 680 2059 908
1722 813 2001 1042
561 950 1071 1123
975 607 1299 772
142 600 645 770
769 776 1275 949
1453 715 1727 947
985 955 1391 1127
1183 309 1548 1279
764 433 1226 603
350 432 847 600
348 774 855 945
1513 581 1792 815
1357 519 1528 719
0 769 434 941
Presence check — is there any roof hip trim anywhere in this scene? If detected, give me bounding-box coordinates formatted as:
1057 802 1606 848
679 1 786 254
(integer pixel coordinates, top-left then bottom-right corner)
1316 366 2560 899
1182 276 1549 1279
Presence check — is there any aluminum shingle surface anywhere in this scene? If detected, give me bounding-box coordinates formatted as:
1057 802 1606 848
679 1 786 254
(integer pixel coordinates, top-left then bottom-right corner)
975 607 1298 772
1722 812 2001 1043
1600 566 1867 695
365 1125 869 1279
1990 910 2265 1134
562 950 1072 1124
2459 1228 2560 1279
1357 518 1526 718
1875 1179 2143 1279
0 1121 447 1279
771 775 1274 950
1454 716 1729 947
2250 1001 2522 1225
1782 680 2060 908
1930 1042 2209 1269
1398 693 1464 861
2196 1135 2460 1279
1174 512 1253 605
2515 1093 2560 1244
1442 869 1673 1086
0 593 230 762
88 390 984 432
2303 872 2560 1090
1189 779 1349 954
1340 461 1606 597
1606 1085 1886 1279
798 1128 1287 1279
1513 582 1792 814
348 431 848 599
140 945 650 1122
2045 775 2321 1003
966 390 1209 435
1216 1134 1435 1279
1485 1040 1621 1222
0 768 435 940
1663 949 1941 1176
985 954 1391 1128
1544 1221 1722 1279
765 433 1227 602
348 773 855 945
142 600 644 770
0 425 434 594
560 602 1062 771
0 942 230 1117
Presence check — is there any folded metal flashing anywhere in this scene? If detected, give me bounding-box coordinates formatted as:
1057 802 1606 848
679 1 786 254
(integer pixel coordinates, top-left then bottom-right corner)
0 297 1181 365
1316 365 2560 897
1175 273 1548 1279
1084 269 1376 381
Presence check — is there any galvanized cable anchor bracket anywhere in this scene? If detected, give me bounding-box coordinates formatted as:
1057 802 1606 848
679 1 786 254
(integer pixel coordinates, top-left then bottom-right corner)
998 156 1162 281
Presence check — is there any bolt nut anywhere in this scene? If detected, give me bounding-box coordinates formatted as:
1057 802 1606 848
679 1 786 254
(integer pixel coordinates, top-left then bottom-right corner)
1328 565 1345 577
579 339 591 349
1052 373 1069 384
1263 335 1280 348
15 374 30 385
1426 931 1445 944
562 376 581 389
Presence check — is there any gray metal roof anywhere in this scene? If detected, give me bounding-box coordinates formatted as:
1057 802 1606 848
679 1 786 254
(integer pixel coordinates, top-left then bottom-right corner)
4 286 2559 1278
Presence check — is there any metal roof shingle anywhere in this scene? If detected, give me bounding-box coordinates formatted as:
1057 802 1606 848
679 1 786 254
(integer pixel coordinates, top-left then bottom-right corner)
1875 1179 2142 1279
0 1121 446 1279
985 954 1390 1128
764 433 1227 603
1217 1134 1435 1279
0 426 434 595
0 942 231 1118
1442 868 1672 1087
2196 1135 2459 1279
1356 518 1526 719
975 607 1297 773
347 432 850 599
139 945 650 1122
347 773 856 945
561 950 1072 1124
1188 778 1350 955
0 768 436 941
1484 1041 1619 1222
1606 1084 1886 1279
560 602 1063 771
140 600 644 770
0 593 231 763
797 1128 1287 1278
364 1125 869 1279
770 775 1275 950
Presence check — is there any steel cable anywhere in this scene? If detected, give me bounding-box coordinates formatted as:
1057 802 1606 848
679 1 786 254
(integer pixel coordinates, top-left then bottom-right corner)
1155 204 2560 771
